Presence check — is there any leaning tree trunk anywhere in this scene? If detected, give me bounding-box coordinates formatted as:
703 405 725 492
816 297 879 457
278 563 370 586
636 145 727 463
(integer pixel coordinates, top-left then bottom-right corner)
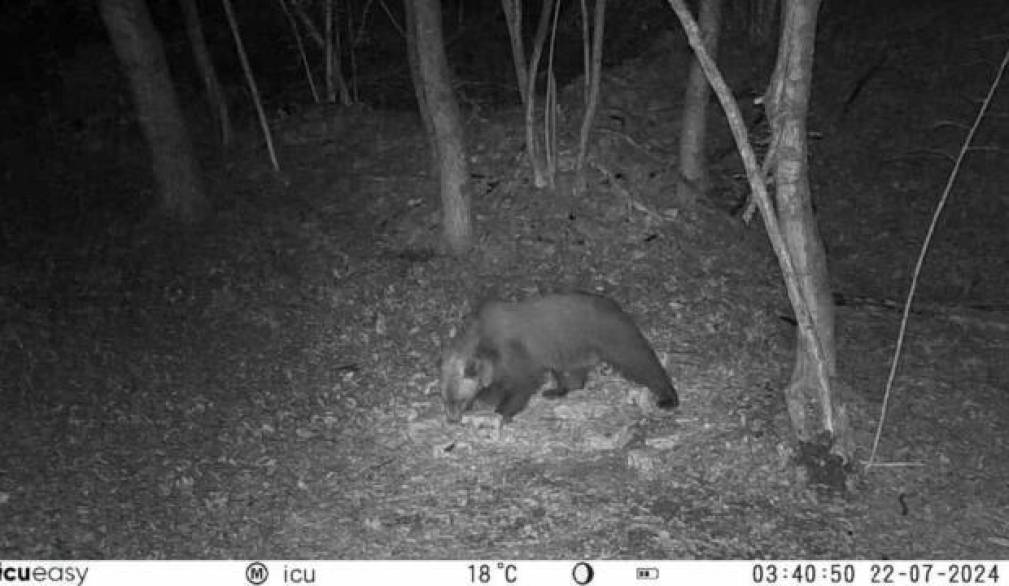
666 0 850 468
676 0 723 204
178 0 232 148
99 0 208 223
765 0 840 446
411 0 472 254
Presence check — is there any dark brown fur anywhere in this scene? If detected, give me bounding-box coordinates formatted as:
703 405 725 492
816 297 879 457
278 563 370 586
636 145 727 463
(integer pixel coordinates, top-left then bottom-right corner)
441 292 679 422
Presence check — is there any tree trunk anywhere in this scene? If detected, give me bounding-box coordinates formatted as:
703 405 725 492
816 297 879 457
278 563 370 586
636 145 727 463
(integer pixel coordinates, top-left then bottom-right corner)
676 0 723 204
324 0 353 105
404 0 437 173
99 0 208 223
178 0 232 147
765 0 841 446
500 0 528 107
574 0 606 194
666 0 851 469
524 0 557 189
411 0 472 254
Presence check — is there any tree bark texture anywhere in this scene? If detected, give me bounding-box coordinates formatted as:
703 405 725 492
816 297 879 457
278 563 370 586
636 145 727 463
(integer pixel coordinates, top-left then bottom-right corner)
766 0 838 442
676 0 723 204
100 0 208 223
411 0 472 254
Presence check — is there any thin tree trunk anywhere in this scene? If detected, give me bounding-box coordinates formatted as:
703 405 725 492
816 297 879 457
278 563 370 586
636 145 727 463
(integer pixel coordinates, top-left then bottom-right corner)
543 0 562 188
411 0 472 254
99 0 208 223
330 2 353 105
579 0 590 104
291 0 325 46
325 0 335 102
178 0 232 147
666 0 850 463
524 0 557 189
675 0 722 204
404 0 437 173
276 0 321 103
501 0 528 107
765 0 840 446
574 0 606 194
220 0 279 170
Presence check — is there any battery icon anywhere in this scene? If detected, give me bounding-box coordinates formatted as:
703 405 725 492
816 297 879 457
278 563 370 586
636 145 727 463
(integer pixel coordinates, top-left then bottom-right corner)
636 567 659 580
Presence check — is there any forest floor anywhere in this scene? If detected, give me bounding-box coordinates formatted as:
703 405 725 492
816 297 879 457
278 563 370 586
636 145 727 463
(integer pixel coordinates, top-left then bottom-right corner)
1 0 1008 559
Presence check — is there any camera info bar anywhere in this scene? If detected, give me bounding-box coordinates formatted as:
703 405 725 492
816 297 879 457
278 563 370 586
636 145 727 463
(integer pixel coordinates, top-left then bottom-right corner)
0 560 1002 586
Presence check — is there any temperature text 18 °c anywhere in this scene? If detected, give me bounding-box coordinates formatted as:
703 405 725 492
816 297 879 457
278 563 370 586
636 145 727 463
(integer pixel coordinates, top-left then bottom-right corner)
468 563 519 584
